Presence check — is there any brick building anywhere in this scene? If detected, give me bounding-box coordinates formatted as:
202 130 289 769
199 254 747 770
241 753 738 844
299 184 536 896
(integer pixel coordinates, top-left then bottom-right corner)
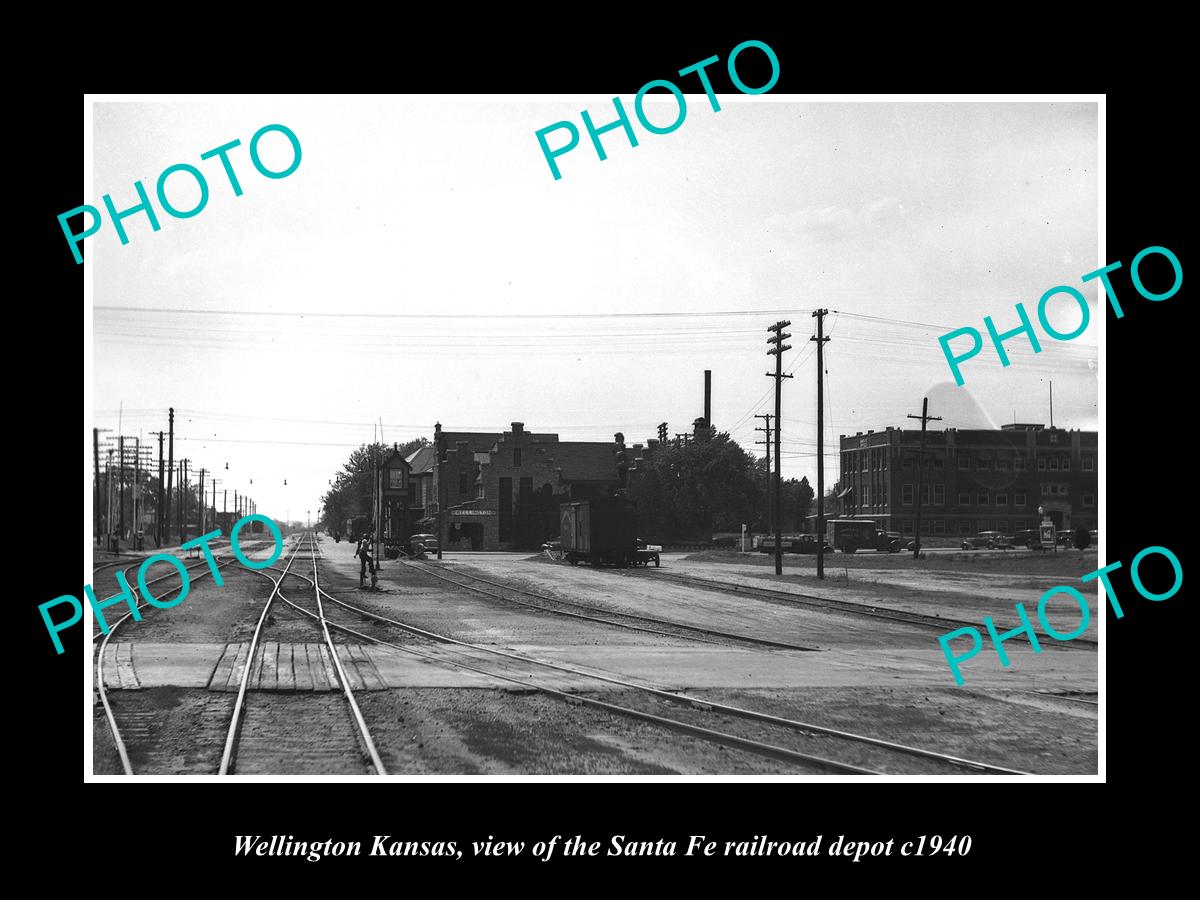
427 422 623 550
838 424 1098 539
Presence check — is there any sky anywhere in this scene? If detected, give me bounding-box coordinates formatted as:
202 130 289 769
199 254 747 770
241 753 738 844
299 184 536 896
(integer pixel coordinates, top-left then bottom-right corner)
90 98 1099 522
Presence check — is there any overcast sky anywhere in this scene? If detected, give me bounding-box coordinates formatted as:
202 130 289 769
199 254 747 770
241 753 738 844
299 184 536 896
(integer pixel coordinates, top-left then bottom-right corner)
90 98 1098 522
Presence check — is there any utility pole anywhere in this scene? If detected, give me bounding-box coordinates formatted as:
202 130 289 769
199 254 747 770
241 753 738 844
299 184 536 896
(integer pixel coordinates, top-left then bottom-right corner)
106 449 114 546
811 309 830 579
118 435 126 546
766 320 793 576
133 437 141 543
93 429 101 546
198 468 207 535
907 397 942 559
657 422 668 443
166 408 175 545
181 458 190 542
156 431 165 547
754 413 774 539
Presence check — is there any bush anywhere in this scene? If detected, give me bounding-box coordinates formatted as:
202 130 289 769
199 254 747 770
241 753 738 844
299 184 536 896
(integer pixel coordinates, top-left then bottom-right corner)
1074 526 1091 550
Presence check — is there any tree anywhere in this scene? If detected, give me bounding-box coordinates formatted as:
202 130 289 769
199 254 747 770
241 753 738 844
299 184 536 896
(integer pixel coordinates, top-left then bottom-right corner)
320 437 429 534
792 476 815 530
631 432 764 540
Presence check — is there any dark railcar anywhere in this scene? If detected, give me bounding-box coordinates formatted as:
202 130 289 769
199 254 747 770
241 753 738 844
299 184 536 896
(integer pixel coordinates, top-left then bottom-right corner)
559 498 640 567
344 515 371 542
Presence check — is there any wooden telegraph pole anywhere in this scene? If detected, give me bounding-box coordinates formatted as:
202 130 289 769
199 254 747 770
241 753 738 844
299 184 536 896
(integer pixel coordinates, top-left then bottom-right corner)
907 397 942 559
811 309 830 579
766 322 793 576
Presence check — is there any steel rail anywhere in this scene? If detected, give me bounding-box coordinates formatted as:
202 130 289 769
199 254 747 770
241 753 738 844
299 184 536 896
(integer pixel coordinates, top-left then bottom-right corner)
94 556 239 775
628 568 1098 649
416 562 819 652
217 534 310 776
91 556 243 642
273 562 1029 776
305 534 387 775
258 570 875 775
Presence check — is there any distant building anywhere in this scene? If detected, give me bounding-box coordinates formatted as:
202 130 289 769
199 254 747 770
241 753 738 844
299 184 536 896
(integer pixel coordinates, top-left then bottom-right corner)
838 424 1097 538
425 422 623 550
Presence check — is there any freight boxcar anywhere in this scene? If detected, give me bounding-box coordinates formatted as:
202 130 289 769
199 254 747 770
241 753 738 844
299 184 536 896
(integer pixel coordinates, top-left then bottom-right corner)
559 498 641 567
344 515 371 542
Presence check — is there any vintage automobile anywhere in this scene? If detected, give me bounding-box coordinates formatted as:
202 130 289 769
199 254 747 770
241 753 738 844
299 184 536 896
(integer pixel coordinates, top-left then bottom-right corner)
409 533 439 556
961 531 1015 550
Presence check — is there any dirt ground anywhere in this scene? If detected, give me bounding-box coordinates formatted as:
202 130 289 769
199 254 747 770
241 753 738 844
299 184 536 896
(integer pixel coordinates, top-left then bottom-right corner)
91 535 1098 776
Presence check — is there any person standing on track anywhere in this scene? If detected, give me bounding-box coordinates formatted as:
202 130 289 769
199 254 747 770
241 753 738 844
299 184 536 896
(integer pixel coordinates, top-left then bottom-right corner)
354 532 377 588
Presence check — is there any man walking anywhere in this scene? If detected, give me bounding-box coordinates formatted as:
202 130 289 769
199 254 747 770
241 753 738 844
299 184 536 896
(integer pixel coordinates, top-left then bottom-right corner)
354 532 377 588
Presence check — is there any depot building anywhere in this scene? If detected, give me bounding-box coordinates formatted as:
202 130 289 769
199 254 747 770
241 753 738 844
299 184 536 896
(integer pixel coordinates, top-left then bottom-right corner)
411 422 626 551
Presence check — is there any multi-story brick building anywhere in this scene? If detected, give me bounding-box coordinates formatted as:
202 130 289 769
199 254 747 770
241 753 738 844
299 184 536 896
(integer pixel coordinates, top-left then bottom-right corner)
837 424 1097 539
426 422 623 550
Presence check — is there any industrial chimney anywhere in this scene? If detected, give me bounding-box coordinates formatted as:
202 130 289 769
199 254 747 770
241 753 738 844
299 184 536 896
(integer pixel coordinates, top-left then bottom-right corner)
704 369 712 429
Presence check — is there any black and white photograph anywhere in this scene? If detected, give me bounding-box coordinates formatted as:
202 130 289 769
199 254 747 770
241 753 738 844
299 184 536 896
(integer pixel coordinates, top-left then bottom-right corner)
82 92 1104 779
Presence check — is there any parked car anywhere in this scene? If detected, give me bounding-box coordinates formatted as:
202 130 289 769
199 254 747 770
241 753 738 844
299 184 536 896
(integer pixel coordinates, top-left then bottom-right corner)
876 531 902 553
409 533 439 556
961 531 1014 550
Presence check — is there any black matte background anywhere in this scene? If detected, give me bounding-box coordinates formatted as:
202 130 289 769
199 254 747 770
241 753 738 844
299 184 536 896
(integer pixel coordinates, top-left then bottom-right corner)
23 21 1186 884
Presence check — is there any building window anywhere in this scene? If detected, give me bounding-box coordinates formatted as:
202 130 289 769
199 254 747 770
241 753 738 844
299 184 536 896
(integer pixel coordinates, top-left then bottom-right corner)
1083 457 1095 472
933 456 944 469
1083 493 1096 507
958 492 970 506
978 519 989 532
1049 457 1059 470
459 470 469 494
1015 492 1027 506
902 456 914 470
1037 457 1046 470
902 519 914 533
477 483 485 499
934 484 945 506
902 484 913 506
920 484 930 506
997 459 1010 471
977 492 989 506
958 456 970 470
959 519 972 534
513 447 522 467
995 493 1008 506
1050 432 1060 444
1015 457 1026 471
1062 456 1071 471
934 520 946 535
881 455 888 471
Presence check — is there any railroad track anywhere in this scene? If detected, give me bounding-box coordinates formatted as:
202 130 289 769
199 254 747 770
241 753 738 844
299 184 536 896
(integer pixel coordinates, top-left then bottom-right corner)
618 567 1098 650
219 532 386 776
94 555 240 775
90 539 278 640
249 557 1030 776
410 561 820 653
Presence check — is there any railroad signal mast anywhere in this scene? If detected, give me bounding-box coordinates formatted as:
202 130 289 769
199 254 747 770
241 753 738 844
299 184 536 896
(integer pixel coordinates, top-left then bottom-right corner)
766 320 793 576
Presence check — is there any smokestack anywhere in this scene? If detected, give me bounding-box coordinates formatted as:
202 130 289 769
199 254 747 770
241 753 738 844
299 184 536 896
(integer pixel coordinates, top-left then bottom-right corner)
704 370 712 428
